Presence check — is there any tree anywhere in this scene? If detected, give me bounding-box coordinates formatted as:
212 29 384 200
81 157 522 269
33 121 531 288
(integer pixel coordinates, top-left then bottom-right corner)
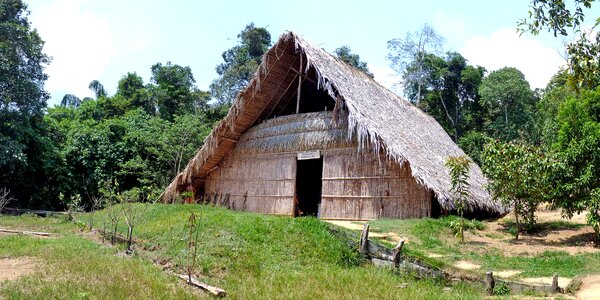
445 156 471 243
61 94 82 108
116 72 154 115
210 23 271 106
387 23 445 103
88 80 108 99
482 141 554 239
519 0 600 89
334 46 374 78
150 62 203 121
1 0 50 168
536 69 577 145
0 0 60 208
551 87 600 243
403 52 485 142
479 67 537 142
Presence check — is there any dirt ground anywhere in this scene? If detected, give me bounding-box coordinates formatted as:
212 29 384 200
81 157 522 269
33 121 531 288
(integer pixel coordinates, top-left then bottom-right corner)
0 257 38 282
325 220 407 243
577 275 600 300
464 211 598 256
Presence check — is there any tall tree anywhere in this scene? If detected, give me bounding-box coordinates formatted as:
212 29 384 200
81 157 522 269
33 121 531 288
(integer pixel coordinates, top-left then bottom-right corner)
210 23 271 106
116 72 154 115
479 67 536 141
150 62 201 121
550 87 600 242
88 80 108 99
404 52 485 142
387 23 445 103
0 0 56 207
61 94 82 108
334 45 374 78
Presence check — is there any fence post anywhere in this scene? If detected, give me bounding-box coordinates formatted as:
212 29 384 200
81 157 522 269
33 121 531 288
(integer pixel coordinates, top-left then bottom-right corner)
485 271 495 295
359 224 370 254
392 239 405 267
551 274 559 292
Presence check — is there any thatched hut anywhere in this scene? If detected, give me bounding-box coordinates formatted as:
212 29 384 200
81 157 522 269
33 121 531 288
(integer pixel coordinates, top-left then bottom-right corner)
162 32 507 219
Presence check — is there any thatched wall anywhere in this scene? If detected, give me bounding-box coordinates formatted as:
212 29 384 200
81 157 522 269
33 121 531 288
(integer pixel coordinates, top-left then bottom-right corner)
205 153 296 215
321 148 431 220
204 112 432 219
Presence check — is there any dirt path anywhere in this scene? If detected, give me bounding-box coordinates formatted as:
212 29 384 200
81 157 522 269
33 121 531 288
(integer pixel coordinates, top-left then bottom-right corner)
0 257 38 281
324 220 406 243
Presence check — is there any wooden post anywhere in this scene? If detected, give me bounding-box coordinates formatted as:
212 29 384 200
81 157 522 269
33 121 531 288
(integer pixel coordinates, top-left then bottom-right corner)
485 271 495 295
359 224 370 254
296 55 302 114
551 274 559 292
242 192 247 211
392 239 405 267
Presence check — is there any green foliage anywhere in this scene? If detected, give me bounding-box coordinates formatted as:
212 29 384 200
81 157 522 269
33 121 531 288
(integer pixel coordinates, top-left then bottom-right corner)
334 45 374 78
0 0 59 208
400 51 487 142
88 80 107 99
210 23 271 107
458 131 493 165
493 281 510 295
479 67 537 142
536 70 577 145
150 61 206 121
445 155 471 242
482 141 555 237
551 87 600 241
116 72 154 115
519 0 600 89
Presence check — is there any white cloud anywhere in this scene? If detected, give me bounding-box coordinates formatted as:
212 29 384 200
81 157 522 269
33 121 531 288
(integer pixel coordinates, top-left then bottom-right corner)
460 28 565 89
370 64 402 94
30 0 115 99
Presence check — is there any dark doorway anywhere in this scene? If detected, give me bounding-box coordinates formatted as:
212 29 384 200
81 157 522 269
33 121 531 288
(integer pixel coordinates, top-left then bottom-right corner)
295 157 323 217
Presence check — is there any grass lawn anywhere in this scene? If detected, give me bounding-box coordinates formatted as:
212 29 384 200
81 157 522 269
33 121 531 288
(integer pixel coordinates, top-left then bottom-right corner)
1 205 485 299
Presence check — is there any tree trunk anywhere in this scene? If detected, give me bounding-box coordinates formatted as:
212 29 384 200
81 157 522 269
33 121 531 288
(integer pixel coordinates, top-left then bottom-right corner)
127 225 134 251
460 217 465 243
437 90 456 142
514 202 520 240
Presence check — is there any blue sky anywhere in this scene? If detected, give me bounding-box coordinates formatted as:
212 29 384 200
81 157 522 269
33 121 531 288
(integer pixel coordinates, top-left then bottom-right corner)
26 0 599 106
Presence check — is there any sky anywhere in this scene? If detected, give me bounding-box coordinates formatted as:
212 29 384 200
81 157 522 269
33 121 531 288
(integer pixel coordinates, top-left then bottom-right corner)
25 0 599 107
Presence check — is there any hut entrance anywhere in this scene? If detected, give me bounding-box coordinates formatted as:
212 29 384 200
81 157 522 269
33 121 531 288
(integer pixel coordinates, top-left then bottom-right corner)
295 157 323 217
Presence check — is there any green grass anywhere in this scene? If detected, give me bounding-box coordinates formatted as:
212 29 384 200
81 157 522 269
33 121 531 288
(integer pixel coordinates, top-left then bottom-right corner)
0 228 198 299
1 205 485 299
367 216 600 280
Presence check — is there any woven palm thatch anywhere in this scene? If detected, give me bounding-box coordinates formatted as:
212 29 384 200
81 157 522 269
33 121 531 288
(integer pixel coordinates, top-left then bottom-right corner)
162 31 507 216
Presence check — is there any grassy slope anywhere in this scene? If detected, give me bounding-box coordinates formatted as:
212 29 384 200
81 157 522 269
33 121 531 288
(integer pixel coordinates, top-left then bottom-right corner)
1 205 484 299
368 216 600 279
0 214 197 299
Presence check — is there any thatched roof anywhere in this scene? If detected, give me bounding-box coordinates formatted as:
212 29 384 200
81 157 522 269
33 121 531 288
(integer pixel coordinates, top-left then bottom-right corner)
162 31 507 216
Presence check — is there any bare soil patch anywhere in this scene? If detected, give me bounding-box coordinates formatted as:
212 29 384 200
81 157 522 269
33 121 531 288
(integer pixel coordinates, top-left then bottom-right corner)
325 220 407 243
453 260 481 270
495 270 522 278
577 275 600 300
465 209 598 256
0 257 38 281
520 276 572 289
